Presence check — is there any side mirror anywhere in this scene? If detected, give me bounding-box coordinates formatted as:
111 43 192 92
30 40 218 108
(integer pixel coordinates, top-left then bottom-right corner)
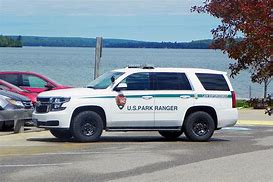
115 83 127 91
111 76 115 83
45 83 54 90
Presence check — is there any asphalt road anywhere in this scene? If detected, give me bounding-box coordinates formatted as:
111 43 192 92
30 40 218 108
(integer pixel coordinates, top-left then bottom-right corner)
1 126 273 182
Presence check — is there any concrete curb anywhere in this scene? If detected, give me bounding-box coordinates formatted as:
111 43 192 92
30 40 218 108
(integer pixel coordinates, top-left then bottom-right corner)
237 120 273 126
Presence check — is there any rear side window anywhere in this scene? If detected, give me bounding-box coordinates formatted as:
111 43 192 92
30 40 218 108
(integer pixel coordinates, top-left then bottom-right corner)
154 72 192 90
196 73 230 91
0 74 19 86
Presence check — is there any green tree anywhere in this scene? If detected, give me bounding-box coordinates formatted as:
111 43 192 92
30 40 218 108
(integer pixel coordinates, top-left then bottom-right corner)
0 35 22 47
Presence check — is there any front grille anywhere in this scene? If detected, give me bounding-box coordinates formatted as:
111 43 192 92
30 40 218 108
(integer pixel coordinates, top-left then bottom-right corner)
36 105 50 113
35 97 51 113
22 101 33 109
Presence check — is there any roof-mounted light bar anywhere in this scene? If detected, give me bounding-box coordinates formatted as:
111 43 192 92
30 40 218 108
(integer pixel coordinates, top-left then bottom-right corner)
126 64 154 69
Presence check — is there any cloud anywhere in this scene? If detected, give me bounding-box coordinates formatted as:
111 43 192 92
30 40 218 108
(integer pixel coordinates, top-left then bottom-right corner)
0 0 203 16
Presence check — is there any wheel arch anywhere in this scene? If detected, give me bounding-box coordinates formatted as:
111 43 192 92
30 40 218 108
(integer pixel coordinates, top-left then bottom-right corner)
70 106 107 129
183 106 218 129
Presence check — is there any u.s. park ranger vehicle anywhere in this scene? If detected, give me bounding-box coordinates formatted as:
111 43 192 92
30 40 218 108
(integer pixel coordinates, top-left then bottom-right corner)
33 66 238 142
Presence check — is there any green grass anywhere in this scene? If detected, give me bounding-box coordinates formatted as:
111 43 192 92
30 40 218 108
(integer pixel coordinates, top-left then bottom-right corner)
236 100 250 108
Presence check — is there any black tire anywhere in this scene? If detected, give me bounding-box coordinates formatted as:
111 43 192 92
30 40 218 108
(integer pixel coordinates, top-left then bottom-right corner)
3 121 14 131
184 111 215 142
50 129 73 139
158 130 183 139
0 122 4 131
71 111 103 142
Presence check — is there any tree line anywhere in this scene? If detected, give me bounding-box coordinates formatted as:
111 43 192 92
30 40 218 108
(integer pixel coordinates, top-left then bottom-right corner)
6 35 212 49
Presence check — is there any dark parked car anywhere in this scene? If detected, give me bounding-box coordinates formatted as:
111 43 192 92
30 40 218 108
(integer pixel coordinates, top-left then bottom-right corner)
0 90 33 130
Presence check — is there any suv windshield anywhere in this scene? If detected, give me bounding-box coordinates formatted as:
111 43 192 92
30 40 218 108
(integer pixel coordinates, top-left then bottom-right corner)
87 71 124 89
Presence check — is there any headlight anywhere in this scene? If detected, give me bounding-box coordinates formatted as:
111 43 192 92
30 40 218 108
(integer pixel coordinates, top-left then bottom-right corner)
0 96 8 109
0 96 24 108
7 99 24 107
50 97 70 111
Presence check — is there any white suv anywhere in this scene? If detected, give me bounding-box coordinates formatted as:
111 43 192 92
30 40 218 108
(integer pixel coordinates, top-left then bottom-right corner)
33 66 238 142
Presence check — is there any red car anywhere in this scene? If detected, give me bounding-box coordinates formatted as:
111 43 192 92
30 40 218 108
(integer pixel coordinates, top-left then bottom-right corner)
0 71 71 94
0 79 38 104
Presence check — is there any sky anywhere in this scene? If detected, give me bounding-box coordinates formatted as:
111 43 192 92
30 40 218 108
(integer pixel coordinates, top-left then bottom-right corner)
0 0 220 42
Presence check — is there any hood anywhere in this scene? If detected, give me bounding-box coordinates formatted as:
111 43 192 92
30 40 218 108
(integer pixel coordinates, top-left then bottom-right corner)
37 88 101 98
0 90 30 102
20 92 38 103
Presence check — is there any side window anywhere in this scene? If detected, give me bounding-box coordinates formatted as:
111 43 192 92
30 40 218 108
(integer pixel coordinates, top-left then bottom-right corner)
196 73 230 91
122 72 151 90
154 72 192 90
0 74 19 86
22 74 47 88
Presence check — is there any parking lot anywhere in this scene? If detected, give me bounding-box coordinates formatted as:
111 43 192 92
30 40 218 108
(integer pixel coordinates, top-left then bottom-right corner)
0 109 272 182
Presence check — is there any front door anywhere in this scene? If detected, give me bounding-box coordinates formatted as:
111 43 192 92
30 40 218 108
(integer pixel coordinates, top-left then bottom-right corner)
108 72 155 128
20 74 49 93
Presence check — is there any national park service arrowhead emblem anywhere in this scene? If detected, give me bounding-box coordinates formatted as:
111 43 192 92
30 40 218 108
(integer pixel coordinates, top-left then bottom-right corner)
115 94 126 110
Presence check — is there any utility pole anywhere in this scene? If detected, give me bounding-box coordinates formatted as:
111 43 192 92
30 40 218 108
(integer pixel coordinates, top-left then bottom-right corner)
94 37 103 79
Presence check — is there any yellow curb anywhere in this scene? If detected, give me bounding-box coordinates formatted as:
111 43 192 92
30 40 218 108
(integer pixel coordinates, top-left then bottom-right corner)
237 120 273 126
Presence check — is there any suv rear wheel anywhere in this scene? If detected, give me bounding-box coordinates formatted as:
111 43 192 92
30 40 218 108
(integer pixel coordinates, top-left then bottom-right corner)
71 111 103 142
184 111 215 142
158 130 183 139
50 129 73 139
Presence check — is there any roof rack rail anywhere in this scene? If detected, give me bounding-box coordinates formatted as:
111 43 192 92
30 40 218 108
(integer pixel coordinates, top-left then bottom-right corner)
126 64 154 69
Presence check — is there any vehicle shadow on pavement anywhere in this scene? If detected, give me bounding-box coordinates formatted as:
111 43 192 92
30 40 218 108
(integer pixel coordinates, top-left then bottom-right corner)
27 136 228 143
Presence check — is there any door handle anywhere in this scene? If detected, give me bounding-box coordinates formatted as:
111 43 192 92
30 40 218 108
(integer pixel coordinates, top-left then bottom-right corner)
142 96 153 100
180 95 191 99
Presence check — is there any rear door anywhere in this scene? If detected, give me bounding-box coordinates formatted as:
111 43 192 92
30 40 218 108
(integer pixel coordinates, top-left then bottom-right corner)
153 72 194 128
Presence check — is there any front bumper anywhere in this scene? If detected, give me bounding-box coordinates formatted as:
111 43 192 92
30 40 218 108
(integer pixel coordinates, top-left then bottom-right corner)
32 110 71 129
33 119 59 127
0 109 33 121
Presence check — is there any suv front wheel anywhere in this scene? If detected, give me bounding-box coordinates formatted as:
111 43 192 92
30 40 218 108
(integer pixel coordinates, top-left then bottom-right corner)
71 111 103 142
184 111 215 142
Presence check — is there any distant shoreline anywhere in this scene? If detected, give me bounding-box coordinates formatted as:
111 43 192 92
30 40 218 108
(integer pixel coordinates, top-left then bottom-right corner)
7 35 213 49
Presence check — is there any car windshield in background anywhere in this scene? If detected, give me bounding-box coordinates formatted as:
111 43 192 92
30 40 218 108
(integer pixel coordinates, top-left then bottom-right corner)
87 71 124 89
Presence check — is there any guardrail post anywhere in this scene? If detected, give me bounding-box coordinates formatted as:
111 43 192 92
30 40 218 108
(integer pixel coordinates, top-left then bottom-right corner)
14 119 24 133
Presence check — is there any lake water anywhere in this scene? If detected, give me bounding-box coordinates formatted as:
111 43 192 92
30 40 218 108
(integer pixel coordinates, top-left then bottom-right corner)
0 47 272 98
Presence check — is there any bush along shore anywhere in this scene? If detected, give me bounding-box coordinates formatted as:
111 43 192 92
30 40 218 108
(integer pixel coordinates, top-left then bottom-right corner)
0 35 22 47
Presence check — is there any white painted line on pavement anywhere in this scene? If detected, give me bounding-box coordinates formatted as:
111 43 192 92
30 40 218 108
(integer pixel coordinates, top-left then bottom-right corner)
0 163 72 168
222 127 252 131
0 150 151 157
31 150 151 156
